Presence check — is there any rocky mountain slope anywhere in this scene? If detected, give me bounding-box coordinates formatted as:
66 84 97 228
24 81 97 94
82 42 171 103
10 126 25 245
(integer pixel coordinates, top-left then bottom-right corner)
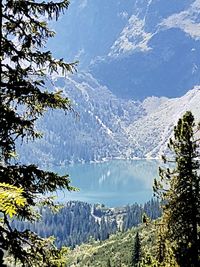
48 0 200 99
18 72 200 164
17 1 200 164
127 86 200 158
91 0 200 99
18 73 142 165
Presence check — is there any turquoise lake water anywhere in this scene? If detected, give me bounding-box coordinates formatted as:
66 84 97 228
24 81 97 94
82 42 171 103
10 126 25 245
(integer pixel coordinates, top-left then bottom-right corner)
54 159 162 207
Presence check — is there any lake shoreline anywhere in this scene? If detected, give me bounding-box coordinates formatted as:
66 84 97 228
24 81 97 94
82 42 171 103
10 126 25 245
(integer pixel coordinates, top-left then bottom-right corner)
45 156 162 168
53 159 161 207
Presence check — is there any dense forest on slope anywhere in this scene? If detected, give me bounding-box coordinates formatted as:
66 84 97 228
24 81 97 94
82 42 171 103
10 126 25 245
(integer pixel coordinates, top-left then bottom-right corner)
18 78 200 165
66 221 158 267
11 199 161 248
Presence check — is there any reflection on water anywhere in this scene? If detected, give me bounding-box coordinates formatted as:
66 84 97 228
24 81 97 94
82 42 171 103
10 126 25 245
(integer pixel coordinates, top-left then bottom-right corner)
54 159 162 207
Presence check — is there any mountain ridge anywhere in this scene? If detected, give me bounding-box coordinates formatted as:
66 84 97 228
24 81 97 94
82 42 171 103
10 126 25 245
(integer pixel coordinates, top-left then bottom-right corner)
18 72 200 165
127 86 200 158
16 1 200 165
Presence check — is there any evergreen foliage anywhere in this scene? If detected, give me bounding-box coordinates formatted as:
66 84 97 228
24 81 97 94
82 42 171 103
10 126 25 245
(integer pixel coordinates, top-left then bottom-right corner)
66 220 159 267
140 253 157 267
154 111 200 267
154 223 166 265
10 199 161 248
131 232 142 266
0 0 77 265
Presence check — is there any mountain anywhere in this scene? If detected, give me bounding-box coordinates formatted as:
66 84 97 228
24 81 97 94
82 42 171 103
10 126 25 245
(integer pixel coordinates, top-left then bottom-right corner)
127 86 200 158
48 0 138 66
90 0 200 99
18 71 200 164
18 73 143 165
48 0 200 99
17 0 200 164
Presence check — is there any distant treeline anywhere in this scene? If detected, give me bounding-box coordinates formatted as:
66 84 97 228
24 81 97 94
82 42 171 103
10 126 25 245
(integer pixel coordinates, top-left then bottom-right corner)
11 199 161 248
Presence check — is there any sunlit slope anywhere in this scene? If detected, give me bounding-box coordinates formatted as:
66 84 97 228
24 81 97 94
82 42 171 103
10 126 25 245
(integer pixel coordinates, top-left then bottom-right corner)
18 73 200 164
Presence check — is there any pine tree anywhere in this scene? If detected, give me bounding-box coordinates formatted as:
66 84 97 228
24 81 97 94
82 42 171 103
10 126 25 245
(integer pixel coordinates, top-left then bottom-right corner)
107 258 112 267
155 222 166 265
0 0 77 266
131 232 142 267
154 111 200 267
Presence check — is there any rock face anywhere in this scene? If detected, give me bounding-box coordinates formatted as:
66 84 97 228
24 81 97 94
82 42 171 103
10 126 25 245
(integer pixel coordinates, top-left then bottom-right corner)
18 71 200 164
90 0 200 99
18 1 200 164
49 0 200 99
127 86 200 158
18 73 143 165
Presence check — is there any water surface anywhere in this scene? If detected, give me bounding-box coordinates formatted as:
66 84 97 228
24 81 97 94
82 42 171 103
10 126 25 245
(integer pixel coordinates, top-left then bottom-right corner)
54 159 161 207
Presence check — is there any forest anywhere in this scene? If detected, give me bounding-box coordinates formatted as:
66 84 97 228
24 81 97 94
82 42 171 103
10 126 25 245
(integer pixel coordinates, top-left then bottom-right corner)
0 0 199 266
10 199 161 248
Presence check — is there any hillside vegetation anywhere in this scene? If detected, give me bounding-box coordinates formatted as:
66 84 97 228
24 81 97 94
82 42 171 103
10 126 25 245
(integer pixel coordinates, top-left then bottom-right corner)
11 199 161 248
66 222 158 267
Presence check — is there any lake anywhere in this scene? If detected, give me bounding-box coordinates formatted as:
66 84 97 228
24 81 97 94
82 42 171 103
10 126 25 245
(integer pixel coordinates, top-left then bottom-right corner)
53 159 162 207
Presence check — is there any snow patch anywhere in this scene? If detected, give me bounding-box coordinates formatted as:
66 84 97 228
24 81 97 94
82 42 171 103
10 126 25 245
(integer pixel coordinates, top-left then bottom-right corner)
109 15 153 57
160 0 200 40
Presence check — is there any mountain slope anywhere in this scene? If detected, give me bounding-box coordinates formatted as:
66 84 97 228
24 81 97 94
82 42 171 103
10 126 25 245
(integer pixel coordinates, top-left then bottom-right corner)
90 0 200 99
11 200 161 248
48 0 200 100
66 222 158 267
18 71 200 165
127 86 200 158
18 73 143 165
18 0 200 165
